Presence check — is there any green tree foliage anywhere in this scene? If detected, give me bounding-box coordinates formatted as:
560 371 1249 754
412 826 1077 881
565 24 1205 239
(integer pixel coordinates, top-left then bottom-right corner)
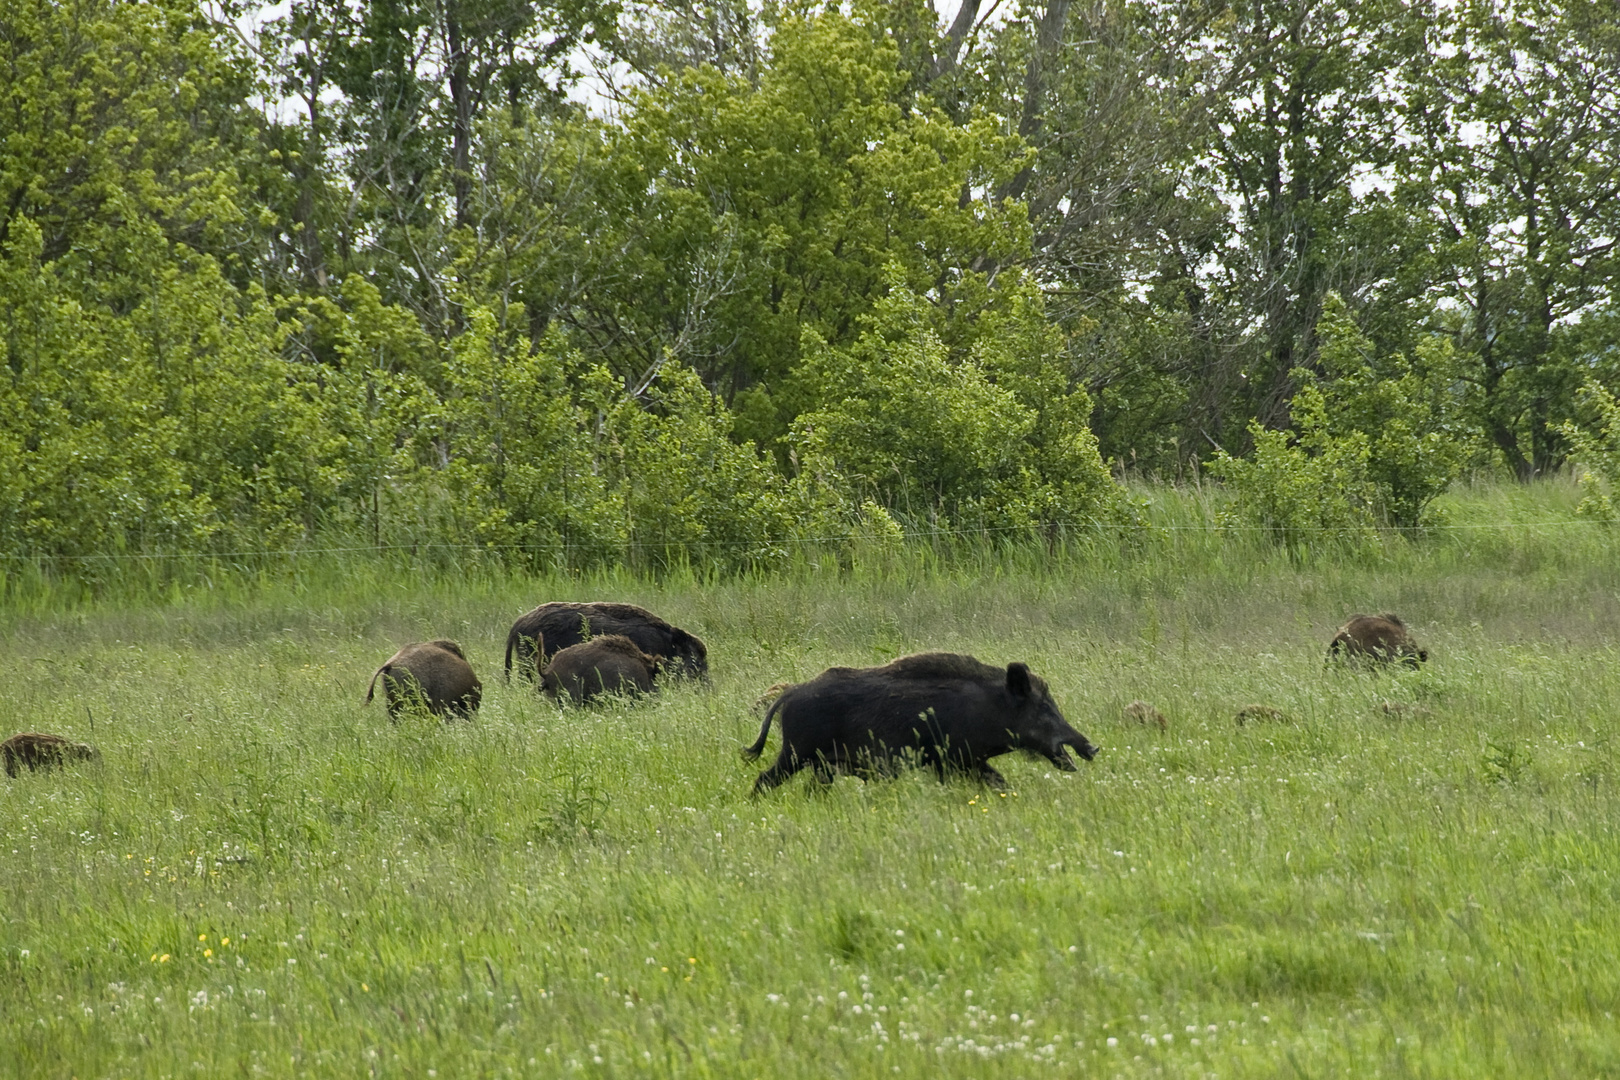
1193 0 1423 432
247 0 613 304
0 0 254 286
0 0 338 566
1396 0 1620 478
0 217 344 563
967 0 1234 463
8 0 1620 585
542 5 1033 425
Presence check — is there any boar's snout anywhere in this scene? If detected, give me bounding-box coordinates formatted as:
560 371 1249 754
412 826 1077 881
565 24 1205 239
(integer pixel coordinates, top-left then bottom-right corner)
1042 730 1097 770
1069 736 1099 762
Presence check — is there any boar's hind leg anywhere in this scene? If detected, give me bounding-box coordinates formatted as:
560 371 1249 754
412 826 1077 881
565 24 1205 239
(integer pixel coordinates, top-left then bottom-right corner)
751 756 803 795
975 763 1009 790
752 748 840 794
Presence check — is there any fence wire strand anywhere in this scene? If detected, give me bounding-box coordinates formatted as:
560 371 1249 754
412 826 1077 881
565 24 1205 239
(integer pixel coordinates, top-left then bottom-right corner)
0 516 1609 564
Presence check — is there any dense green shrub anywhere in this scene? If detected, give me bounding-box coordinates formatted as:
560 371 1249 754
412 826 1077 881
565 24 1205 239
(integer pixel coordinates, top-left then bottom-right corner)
1559 380 1620 521
318 292 848 573
0 219 346 564
1311 297 1479 528
3 228 1121 578
1209 297 1481 543
1207 384 1376 549
790 273 1127 533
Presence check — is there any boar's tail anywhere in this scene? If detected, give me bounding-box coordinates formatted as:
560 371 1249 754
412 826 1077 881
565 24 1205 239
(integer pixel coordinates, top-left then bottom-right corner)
364 665 388 705
504 629 544 683
503 627 518 683
741 692 788 761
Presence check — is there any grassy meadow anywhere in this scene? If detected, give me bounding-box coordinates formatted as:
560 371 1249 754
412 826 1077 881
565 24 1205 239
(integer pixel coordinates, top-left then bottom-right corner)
4 480 1620 1077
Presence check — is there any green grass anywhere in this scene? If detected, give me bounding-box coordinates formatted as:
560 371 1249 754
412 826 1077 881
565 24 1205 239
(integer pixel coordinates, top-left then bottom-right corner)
5 480 1620 1077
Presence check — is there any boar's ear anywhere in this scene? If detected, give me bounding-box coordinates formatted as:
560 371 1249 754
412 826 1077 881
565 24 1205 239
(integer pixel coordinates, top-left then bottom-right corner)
1006 662 1033 699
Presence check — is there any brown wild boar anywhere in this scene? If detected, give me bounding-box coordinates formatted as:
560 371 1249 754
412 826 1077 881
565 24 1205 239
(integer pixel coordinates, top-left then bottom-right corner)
1235 704 1288 726
541 635 661 705
1124 700 1167 730
365 640 482 720
2 732 100 778
503 602 708 683
1328 614 1427 668
751 681 792 715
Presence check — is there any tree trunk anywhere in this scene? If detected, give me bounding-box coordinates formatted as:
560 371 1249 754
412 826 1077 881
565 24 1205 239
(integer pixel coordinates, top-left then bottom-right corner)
1001 0 1070 203
445 1 474 230
1478 326 1533 480
933 0 981 81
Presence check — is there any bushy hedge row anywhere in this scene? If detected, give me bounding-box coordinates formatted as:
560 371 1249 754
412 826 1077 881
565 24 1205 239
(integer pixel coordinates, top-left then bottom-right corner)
0 219 1130 574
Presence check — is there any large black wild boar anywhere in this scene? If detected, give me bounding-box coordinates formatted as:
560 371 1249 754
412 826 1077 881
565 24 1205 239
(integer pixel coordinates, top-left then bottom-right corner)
1328 614 1427 668
1 732 100 778
365 640 482 720
503 602 708 683
741 652 1098 793
541 635 661 705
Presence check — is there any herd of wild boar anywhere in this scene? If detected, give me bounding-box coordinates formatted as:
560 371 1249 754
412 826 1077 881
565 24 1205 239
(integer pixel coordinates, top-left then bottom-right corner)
3 605 1427 793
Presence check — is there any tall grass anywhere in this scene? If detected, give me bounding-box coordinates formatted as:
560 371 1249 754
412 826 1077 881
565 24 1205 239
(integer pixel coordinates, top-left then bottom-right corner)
3 478 1620 1077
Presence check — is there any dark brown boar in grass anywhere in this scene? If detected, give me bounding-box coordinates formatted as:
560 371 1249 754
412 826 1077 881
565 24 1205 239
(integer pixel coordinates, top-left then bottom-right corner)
2 732 100 778
540 635 661 705
742 652 1098 794
1328 614 1427 668
365 640 482 720
503 602 708 683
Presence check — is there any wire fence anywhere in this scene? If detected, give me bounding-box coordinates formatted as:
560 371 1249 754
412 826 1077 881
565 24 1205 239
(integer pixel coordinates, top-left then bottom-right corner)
0 515 1609 564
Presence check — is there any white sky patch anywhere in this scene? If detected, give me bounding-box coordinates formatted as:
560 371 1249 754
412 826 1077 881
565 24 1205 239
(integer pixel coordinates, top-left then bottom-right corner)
206 0 333 126
568 0 1014 115
207 0 287 38
218 1 1022 124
